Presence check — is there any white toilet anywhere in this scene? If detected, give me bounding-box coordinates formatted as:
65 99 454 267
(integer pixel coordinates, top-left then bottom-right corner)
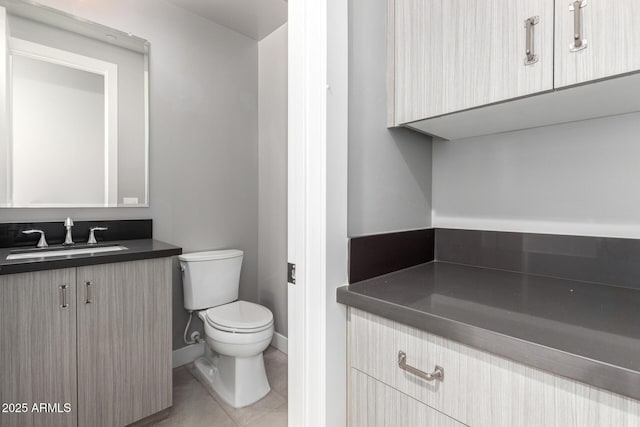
179 249 274 408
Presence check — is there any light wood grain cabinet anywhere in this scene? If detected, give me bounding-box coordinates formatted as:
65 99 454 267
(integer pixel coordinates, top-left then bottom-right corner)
0 258 172 427
0 269 77 427
348 308 640 427
555 0 640 88
390 0 640 140
393 0 554 124
350 369 463 427
76 259 172 427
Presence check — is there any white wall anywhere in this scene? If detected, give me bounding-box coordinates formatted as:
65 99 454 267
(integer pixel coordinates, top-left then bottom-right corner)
348 0 432 237
432 112 640 238
258 23 288 337
0 0 259 350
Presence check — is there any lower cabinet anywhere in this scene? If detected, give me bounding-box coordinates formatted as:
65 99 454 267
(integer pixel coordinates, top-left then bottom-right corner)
348 308 640 427
350 369 463 427
0 258 172 427
0 268 77 427
76 259 172 427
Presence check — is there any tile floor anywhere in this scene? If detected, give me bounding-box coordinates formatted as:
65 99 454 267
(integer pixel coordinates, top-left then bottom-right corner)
155 346 288 427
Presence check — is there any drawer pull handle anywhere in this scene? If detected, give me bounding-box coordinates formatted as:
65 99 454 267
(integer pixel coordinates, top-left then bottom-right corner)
398 351 444 382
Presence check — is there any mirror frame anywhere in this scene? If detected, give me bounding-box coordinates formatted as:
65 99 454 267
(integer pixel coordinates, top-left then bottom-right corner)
0 0 150 208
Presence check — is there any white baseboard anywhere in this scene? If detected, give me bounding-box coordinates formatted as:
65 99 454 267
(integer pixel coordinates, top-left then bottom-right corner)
271 332 288 354
172 342 205 368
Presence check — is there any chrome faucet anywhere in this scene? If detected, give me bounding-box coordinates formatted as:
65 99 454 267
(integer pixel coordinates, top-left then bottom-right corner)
88 227 108 244
22 229 48 248
63 217 74 245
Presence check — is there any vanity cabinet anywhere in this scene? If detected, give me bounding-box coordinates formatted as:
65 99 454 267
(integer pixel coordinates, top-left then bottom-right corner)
348 308 640 427
0 269 77 427
389 0 640 140
76 259 172 427
0 258 172 427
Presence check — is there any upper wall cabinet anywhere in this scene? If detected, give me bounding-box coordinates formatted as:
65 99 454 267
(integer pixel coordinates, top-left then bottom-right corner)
389 0 640 140
555 0 640 87
393 0 554 124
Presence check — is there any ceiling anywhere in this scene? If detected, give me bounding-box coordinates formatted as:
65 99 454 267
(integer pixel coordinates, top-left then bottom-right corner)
166 0 287 41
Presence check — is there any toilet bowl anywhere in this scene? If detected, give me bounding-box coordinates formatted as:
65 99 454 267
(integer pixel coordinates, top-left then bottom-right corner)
194 301 274 407
179 250 275 408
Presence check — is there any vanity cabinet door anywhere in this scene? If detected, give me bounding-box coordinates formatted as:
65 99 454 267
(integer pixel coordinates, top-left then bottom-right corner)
76 258 172 427
393 0 554 124
0 269 77 427
554 0 640 88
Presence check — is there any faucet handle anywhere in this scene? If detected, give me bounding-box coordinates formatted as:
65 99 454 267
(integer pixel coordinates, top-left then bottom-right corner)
87 227 108 244
22 229 48 248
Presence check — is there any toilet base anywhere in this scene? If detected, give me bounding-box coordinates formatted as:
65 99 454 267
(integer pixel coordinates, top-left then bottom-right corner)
193 345 271 408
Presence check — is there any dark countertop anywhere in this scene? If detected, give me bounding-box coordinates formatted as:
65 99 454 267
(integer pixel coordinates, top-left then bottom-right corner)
337 261 640 401
0 239 182 274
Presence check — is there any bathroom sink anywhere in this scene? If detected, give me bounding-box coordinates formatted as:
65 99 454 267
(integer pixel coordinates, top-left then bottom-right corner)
6 244 128 260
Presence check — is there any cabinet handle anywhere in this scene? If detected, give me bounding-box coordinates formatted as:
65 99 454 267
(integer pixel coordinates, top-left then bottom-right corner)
569 0 588 52
524 16 540 65
59 285 68 309
398 351 444 382
85 281 92 304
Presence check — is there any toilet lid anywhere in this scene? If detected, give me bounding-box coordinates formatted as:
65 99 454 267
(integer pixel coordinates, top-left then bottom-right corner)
205 300 273 333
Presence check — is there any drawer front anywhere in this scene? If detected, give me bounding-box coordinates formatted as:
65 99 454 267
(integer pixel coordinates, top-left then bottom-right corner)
349 308 640 427
350 368 464 427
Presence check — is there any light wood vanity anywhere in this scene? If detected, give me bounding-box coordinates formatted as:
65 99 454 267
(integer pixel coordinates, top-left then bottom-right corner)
0 257 174 427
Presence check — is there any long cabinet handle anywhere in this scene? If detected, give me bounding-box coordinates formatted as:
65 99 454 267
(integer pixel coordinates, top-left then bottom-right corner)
59 285 68 309
569 0 588 52
85 281 93 304
524 16 540 65
398 351 444 382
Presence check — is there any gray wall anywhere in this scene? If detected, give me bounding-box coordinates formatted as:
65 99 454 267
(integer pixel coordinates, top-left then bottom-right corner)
348 0 433 237
0 0 259 350
432 112 640 238
258 24 288 337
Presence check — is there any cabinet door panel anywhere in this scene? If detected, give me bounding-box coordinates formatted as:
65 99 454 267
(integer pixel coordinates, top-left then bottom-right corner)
76 259 172 427
0 269 77 427
350 369 464 427
394 0 554 124
555 0 640 88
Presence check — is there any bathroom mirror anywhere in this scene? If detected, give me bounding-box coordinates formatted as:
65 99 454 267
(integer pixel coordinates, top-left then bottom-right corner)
0 0 149 207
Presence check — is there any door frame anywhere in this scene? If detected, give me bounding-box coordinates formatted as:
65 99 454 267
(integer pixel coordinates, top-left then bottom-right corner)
287 0 348 425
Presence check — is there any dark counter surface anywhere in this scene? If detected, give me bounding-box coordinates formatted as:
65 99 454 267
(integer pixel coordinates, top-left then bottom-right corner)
0 239 182 274
337 261 640 401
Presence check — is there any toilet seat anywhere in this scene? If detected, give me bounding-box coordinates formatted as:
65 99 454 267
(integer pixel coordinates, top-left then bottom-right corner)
204 300 273 333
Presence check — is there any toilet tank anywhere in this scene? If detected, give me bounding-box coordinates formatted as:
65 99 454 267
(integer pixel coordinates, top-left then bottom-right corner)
179 249 244 310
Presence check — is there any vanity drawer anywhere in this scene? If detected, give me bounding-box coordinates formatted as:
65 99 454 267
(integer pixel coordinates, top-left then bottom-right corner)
349 308 640 427
350 368 464 427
